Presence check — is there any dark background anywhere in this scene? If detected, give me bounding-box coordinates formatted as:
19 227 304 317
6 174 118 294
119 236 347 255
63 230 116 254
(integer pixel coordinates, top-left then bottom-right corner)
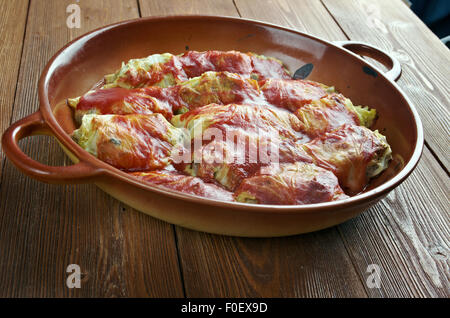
410 0 450 42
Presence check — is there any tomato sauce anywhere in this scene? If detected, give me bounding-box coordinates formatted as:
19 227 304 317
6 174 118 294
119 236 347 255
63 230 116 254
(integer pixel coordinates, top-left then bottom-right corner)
295 93 361 137
77 87 174 119
235 163 348 205
71 50 388 204
302 124 387 194
117 50 291 88
260 78 328 112
96 115 174 171
120 55 188 88
130 169 234 201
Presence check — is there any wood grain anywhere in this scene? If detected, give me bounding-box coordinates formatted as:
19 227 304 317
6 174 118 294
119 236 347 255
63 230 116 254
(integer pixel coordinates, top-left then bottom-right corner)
0 0 183 297
175 227 368 297
321 0 450 171
337 147 450 297
0 0 28 178
235 0 346 41
139 0 239 16
237 0 449 298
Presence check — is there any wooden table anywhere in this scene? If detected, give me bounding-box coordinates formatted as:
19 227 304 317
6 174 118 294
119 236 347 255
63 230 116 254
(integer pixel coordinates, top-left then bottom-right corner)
0 0 448 298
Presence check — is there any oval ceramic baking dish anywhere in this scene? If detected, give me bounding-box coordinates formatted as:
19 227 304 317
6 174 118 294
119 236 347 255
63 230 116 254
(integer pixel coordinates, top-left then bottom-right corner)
2 16 423 237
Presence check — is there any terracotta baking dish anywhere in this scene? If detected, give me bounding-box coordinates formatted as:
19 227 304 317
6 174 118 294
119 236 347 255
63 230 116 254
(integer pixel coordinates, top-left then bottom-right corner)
2 16 423 237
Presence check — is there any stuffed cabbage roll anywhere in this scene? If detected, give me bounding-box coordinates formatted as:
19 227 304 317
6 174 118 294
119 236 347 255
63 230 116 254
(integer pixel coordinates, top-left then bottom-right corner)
171 103 307 141
173 104 311 190
68 72 262 122
104 53 188 89
234 162 348 205
260 78 331 111
70 86 174 123
187 137 312 190
179 51 291 80
260 78 376 129
302 124 392 194
295 93 376 137
72 114 186 171
130 169 234 201
104 50 290 89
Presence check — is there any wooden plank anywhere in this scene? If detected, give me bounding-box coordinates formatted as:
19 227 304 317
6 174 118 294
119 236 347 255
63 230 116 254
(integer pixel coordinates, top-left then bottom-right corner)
0 0 28 178
139 0 368 297
235 0 347 41
0 0 183 297
338 147 450 297
322 0 450 170
176 227 367 297
237 0 450 297
139 0 239 16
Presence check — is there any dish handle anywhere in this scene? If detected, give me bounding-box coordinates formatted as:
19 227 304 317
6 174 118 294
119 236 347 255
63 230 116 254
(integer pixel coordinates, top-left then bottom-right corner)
2 111 103 184
334 40 401 81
